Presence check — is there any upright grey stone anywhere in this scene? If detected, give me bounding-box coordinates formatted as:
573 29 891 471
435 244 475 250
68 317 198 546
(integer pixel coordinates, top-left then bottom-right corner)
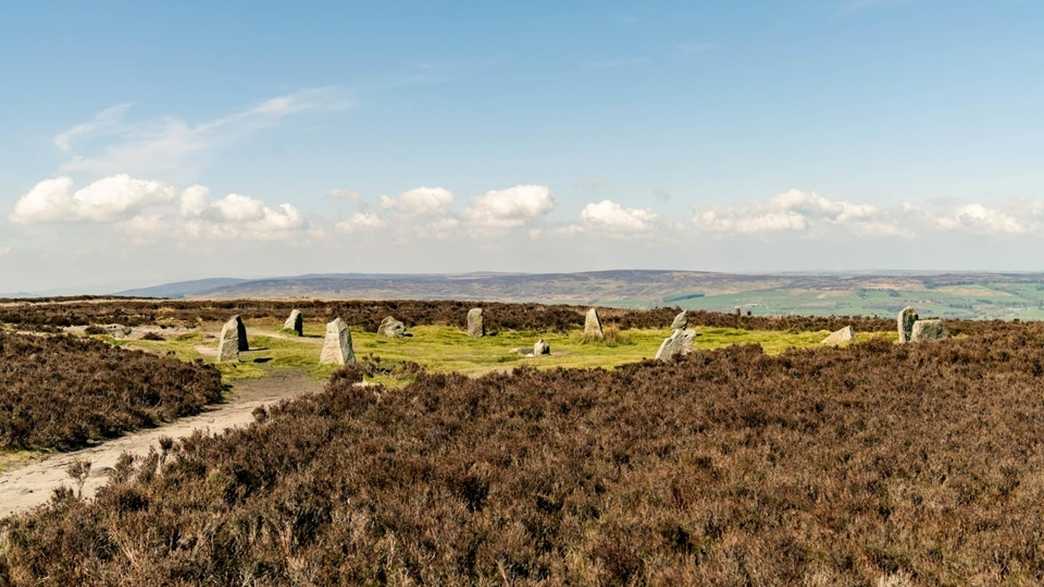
911 319 947 342
217 315 247 362
821 326 855 347
898 307 919 343
533 339 551 356
283 309 303 336
584 308 604 339
656 328 695 361
379 316 408 337
319 318 355 366
671 311 688 331
467 308 484 337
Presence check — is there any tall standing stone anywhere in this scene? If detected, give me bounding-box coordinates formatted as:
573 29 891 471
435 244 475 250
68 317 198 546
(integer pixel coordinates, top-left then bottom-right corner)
467 308 484 338
584 308 604 339
319 318 355 366
670 310 689 331
283 309 303 336
656 328 695 361
217 315 247 362
379 316 408 337
821 326 855 346
897 307 918 343
911 319 947 342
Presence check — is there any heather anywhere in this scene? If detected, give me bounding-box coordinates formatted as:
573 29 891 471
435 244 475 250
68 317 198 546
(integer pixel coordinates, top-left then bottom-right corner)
0 332 223 450
3 331 1044 584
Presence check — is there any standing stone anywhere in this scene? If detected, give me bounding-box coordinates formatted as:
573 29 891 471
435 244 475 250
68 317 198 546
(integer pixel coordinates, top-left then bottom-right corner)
467 308 484 338
670 311 688 331
897 307 919 343
533 339 551 356
319 318 355 366
584 308 604 339
217 315 247 362
821 326 855 347
655 328 696 361
911 319 947 342
283 309 303 336
379 316 408 337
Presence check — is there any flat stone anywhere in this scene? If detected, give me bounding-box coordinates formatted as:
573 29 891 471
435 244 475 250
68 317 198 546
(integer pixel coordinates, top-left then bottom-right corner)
467 308 484 337
897 306 918 343
217 315 247 362
655 328 695 361
283 309 303 336
911 319 947 342
821 326 855 346
584 308 603 339
378 316 408 337
670 311 688 331
319 318 355 366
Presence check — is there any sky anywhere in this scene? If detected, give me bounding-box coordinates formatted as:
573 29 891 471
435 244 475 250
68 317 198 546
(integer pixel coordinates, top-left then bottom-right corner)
2 1 1043 292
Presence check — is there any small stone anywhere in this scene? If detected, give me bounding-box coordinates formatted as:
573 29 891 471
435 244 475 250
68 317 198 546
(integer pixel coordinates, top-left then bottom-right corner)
319 318 355 365
670 311 688 331
283 309 303 336
217 315 247 362
897 306 918 343
655 328 695 361
911 319 947 342
467 308 484 337
378 316 408 337
584 308 604 339
533 339 551 356
821 326 855 346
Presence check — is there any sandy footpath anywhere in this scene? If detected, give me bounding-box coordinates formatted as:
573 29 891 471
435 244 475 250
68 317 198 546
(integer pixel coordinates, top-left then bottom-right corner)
0 372 324 518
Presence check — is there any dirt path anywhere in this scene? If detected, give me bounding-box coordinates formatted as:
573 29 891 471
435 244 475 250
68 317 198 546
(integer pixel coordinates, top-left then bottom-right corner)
0 371 324 519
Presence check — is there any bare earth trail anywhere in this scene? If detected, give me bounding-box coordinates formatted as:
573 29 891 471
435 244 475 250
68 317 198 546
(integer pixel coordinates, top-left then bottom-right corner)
0 371 324 518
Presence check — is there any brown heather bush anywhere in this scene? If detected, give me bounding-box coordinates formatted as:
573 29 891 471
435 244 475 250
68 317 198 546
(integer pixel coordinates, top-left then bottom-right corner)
4 330 1044 584
0 332 222 450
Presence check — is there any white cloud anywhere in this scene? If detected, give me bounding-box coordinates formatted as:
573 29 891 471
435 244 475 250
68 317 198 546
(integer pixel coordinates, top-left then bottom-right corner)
694 189 890 235
336 212 386 233
54 103 134 152
577 200 657 233
180 185 210 217
0 246 12 257
935 204 1025 235
465 184 555 229
10 174 175 224
328 188 361 201
380 186 454 216
184 193 307 241
697 209 807 234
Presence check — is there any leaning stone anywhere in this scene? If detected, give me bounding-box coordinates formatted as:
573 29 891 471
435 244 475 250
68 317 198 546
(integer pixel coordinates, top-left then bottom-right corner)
378 316 408 337
283 309 303 336
584 308 604 339
821 326 855 346
217 315 247 362
911 319 947 342
467 308 484 337
897 306 918 343
655 328 695 361
319 318 355 365
670 311 688 331
533 339 551 356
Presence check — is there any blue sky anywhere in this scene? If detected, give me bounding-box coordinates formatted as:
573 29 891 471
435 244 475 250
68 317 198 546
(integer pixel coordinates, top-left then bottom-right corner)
2 1 1043 291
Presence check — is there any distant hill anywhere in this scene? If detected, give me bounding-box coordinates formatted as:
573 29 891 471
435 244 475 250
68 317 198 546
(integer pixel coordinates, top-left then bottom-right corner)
119 270 1044 320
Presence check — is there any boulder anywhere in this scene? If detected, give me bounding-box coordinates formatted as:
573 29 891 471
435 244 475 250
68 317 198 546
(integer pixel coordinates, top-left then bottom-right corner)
283 309 303 336
655 328 695 361
670 311 688 331
821 326 855 346
467 308 484 337
584 308 604 339
217 315 247 362
319 318 355 366
533 339 551 356
897 306 919 343
911 319 947 342
378 316 408 337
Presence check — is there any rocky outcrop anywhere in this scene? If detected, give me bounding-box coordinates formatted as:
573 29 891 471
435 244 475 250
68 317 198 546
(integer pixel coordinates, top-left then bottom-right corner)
378 316 408 338
319 318 355 366
283 310 303 336
467 308 484 338
821 326 855 346
217 315 247 362
584 308 603 339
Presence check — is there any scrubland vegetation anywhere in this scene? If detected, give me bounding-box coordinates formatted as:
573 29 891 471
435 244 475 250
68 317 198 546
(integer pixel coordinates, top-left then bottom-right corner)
4 328 1044 584
0 331 222 450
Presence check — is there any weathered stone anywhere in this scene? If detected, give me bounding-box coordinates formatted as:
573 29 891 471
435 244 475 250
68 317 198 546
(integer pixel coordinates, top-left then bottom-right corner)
467 308 484 337
217 315 247 362
378 316 408 337
319 318 355 365
655 328 695 361
911 319 947 342
533 339 551 356
584 308 603 339
821 326 855 346
897 306 919 343
670 311 688 331
283 309 303 336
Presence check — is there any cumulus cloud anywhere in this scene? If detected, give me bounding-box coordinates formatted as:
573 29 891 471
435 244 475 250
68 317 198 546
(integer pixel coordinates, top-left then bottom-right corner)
694 189 890 235
380 187 454 216
336 212 386 233
935 204 1025 235
183 193 306 241
10 174 175 224
576 200 658 233
179 185 210 217
465 185 555 229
